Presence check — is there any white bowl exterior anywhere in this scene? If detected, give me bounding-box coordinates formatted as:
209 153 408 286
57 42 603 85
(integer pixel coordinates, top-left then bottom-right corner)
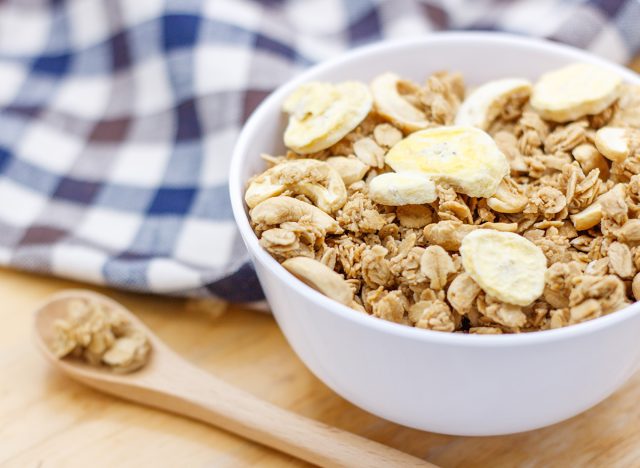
231 33 640 435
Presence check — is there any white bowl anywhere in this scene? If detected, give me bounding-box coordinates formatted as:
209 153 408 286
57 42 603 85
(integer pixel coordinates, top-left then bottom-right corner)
229 32 640 436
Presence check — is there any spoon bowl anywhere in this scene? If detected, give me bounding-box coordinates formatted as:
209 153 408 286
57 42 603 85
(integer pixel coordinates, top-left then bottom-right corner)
34 289 163 381
34 289 430 468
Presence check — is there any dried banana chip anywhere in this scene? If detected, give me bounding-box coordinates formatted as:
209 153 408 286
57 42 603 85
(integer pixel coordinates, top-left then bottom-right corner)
385 125 509 197
283 81 372 154
368 172 437 206
455 78 531 130
370 72 429 132
460 230 547 306
530 63 622 122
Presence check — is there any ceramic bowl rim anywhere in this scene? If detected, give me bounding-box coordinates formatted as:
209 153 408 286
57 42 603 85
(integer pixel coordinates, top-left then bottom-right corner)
230 31 640 348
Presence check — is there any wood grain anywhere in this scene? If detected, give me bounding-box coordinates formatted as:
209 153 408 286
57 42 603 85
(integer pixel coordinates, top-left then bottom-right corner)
2 265 640 468
32 291 431 467
1 58 640 468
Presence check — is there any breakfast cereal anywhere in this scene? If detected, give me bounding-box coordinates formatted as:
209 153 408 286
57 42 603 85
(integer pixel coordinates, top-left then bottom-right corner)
246 63 640 333
51 298 150 372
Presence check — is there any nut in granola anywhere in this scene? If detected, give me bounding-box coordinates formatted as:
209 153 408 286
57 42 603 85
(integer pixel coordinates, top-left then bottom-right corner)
245 159 347 213
247 64 639 335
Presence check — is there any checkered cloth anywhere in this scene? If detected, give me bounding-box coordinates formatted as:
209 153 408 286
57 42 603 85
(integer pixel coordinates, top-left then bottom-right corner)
0 0 639 303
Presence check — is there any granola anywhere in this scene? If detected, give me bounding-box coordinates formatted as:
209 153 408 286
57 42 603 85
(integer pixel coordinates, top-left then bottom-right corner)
51 298 150 373
246 64 640 333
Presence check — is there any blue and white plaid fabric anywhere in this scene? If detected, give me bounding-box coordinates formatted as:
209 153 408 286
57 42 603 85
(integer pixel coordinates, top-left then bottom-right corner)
0 0 639 303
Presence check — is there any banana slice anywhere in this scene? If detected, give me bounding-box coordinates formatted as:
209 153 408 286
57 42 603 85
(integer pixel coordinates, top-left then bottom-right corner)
455 78 531 130
370 73 429 132
283 81 372 154
368 172 437 206
385 125 509 197
530 63 622 123
460 230 547 306
594 127 638 162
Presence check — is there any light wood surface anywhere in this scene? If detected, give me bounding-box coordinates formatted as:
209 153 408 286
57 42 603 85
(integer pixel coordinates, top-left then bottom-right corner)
31 290 431 468
3 267 640 468
2 58 640 468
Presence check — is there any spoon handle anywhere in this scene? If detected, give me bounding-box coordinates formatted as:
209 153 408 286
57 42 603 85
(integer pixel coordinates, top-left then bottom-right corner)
111 360 433 467
161 368 431 467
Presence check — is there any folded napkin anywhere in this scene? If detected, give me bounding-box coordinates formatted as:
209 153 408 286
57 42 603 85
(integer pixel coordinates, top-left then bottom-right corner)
0 0 638 302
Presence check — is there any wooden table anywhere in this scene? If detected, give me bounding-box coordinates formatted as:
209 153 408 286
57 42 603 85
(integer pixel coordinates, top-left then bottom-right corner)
4 58 640 468
2 270 640 468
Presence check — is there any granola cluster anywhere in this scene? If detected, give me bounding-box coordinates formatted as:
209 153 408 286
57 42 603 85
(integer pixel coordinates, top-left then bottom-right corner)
52 298 151 372
247 70 640 334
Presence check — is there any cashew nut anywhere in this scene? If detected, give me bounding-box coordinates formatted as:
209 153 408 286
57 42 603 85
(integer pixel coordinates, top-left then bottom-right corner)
373 123 403 147
447 272 481 314
371 73 429 132
261 228 297 247
326 156 369 185
282 256 354 305
620 219 640 242
478 222 519 232
487 177 528 213
423 221 477 251
245 159 347 213
250 196 342 234
353 137 385 168
570 202 602 231
572 143 610 179
570 183 625 231
594 127 639 163
633 272 640 301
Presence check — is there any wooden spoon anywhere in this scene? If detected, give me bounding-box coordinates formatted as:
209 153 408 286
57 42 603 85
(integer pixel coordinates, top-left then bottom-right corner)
33 290 433 467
